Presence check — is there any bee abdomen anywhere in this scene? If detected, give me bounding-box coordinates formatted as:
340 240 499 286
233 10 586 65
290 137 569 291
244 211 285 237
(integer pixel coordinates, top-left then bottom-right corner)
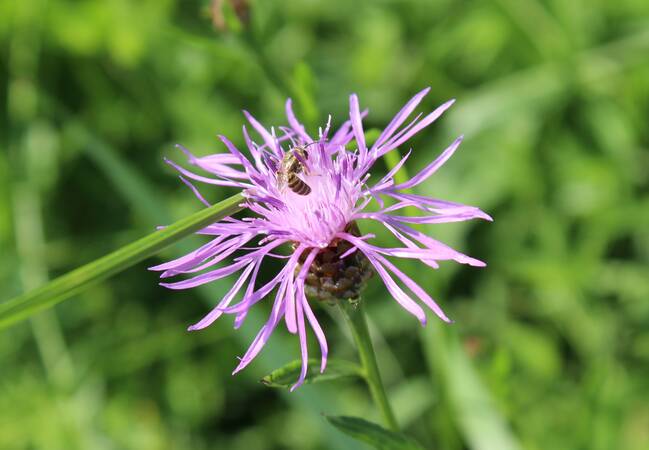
287 175 312 195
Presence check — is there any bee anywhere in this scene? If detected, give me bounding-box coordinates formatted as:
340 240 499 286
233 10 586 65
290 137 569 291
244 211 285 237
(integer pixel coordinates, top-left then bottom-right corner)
278 145 312 195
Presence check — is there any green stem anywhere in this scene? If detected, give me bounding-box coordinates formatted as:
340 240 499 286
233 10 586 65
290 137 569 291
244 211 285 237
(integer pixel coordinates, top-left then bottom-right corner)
238 32 292 99
0 193 245 330
340 301 399 431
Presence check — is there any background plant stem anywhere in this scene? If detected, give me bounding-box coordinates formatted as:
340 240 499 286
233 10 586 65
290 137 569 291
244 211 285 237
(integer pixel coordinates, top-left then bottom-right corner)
340 301 399 432
0 193 244 330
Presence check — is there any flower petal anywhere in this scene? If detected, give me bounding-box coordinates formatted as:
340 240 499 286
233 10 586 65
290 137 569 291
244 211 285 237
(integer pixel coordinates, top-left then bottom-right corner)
392 136 463 191
285 98 312 143
243 110 282 158
376 98 455 159
188 262 256 331
371 87 431 151
349 94 368 164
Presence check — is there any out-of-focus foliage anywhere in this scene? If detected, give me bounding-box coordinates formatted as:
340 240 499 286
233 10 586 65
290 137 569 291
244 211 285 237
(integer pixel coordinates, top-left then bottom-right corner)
1 0 648 449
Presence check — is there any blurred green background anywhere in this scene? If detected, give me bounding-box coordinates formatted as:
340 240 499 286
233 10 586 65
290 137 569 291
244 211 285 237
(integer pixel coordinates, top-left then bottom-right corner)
1 0 649 449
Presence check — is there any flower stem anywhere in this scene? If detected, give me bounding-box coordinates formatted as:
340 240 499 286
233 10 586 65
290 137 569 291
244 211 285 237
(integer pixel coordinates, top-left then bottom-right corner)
340 301 399 431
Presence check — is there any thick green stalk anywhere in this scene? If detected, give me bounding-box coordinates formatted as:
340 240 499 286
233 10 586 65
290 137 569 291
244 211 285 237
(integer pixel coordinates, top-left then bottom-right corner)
0 193 244 330
340 301 399 432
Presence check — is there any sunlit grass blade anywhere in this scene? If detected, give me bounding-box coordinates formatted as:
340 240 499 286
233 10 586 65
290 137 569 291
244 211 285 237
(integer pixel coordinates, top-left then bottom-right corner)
326 416 424 450
261 358 363 388
0 193 244 330
422 325 522 450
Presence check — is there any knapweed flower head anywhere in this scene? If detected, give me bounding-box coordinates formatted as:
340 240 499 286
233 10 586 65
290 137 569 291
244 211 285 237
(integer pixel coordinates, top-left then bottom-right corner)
152 88 491 390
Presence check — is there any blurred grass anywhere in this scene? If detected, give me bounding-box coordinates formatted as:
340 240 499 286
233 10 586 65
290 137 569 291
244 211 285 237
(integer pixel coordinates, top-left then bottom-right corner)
1 0 649 449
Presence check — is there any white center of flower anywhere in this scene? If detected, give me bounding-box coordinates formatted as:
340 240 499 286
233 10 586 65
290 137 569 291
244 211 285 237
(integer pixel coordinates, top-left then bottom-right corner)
267 170 358 247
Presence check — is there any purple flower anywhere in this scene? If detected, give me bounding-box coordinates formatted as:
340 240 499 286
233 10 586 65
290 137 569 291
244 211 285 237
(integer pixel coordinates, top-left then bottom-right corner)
152 88 491 390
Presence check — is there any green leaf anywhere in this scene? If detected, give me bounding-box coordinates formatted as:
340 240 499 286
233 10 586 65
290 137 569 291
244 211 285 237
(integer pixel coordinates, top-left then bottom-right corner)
261 359 363 388
326 416 425 450
0 193 244 330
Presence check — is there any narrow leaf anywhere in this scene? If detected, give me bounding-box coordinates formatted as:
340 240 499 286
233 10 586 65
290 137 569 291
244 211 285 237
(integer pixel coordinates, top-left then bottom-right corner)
261 359 363 388
422 325 522 450
0 193 244 330
326 416 425 450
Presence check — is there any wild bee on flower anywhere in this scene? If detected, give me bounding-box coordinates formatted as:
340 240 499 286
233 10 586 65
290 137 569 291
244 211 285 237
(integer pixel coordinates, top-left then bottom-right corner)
277 144 313 196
